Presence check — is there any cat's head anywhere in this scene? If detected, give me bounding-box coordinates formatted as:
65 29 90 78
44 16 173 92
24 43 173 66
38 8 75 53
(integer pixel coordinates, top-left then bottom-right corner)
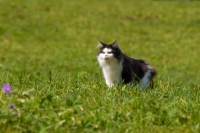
97 40 122 60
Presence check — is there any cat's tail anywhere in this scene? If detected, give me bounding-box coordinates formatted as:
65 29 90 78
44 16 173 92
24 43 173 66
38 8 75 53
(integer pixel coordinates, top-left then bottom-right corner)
149 66 157 89
150 67 157 78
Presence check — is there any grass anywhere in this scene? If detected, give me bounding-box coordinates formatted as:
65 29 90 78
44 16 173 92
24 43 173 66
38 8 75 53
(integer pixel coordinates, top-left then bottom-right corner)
0 0 200 132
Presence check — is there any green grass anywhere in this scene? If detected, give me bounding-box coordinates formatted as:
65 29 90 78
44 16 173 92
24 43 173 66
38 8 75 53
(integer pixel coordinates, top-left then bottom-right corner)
0 0 200 132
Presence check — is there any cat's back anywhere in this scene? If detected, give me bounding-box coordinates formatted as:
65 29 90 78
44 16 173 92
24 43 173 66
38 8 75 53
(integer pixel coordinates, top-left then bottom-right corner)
123 54 152 76
123 54 148 69
130 56 157 77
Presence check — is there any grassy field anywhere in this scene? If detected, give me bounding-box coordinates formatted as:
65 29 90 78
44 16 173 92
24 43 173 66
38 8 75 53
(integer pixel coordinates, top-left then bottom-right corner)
0 0 200 132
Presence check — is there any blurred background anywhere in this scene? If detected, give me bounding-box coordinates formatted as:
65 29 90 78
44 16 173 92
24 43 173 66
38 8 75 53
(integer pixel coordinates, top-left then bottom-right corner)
0 0 199 86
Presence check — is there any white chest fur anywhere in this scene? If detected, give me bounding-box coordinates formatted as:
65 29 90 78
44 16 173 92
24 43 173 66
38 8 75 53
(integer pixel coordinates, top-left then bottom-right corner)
97 56 123 87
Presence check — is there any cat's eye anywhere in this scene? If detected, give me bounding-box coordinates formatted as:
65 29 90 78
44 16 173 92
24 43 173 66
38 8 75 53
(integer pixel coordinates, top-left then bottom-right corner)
107 52 112 54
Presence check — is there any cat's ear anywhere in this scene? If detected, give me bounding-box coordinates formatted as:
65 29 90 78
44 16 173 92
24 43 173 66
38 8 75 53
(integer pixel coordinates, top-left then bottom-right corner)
97 41 105 48
112 40 119 48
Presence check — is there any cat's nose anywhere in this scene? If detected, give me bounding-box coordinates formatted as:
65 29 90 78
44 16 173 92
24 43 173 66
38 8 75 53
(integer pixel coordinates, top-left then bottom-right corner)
104 55 108 59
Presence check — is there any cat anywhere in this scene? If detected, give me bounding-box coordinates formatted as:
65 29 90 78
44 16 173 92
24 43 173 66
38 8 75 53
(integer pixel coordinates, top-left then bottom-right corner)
97 40 157 89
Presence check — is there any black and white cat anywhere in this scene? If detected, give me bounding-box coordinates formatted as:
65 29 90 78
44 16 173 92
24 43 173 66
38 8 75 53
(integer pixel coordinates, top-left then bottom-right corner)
97 40 157 89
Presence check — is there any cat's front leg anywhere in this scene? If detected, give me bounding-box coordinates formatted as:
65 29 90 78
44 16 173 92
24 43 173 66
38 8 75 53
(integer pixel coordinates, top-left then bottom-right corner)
106 81 115 87
106 79 122 87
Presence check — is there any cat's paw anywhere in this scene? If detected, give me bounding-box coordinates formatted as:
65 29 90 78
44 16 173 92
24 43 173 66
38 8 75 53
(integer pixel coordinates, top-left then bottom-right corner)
107 83 114 88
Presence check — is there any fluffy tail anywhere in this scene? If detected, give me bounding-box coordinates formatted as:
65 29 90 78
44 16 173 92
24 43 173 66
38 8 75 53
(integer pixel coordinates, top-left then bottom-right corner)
149 67 157 88
151 67 157 78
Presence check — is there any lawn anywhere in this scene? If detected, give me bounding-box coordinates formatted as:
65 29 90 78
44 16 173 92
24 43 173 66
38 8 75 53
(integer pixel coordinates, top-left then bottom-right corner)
0 0 200 132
